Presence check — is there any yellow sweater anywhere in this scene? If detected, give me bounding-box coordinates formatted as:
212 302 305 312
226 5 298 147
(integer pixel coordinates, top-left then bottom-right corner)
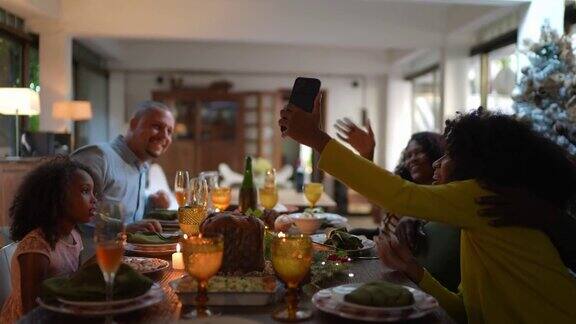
319 140 576 324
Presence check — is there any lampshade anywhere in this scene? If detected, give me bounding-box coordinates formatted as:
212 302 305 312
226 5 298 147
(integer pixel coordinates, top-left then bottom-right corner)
0 88 40 116
52 100 93 121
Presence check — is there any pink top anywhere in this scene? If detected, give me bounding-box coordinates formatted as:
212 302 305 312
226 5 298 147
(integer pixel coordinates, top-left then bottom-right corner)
0 228 83 324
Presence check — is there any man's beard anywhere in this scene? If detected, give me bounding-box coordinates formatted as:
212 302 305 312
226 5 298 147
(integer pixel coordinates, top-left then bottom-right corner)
145 147 163 159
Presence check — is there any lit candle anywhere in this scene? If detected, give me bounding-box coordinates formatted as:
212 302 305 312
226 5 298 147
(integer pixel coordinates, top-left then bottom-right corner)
172 243 185 270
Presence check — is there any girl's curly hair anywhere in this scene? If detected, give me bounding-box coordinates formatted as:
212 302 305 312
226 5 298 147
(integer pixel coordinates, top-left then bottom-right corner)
9 156 100 249
395 132 446 181
444 107 576 206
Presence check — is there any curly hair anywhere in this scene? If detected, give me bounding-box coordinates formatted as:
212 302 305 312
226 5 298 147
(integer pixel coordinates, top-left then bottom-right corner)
9 156 99 249
444 107 576 206
395 132 446 181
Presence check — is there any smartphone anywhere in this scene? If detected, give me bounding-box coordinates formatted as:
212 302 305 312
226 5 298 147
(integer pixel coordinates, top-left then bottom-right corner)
288 77 321 113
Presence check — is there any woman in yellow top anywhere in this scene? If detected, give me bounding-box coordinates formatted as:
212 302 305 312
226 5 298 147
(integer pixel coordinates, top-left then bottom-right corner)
279 100 576 324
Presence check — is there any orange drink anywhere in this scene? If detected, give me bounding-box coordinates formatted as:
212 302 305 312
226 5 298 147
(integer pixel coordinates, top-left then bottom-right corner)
211 187 231 211
304 183 323 208
96 242 124 274
259 187 278 210
175 190 187 207
178 204 207 236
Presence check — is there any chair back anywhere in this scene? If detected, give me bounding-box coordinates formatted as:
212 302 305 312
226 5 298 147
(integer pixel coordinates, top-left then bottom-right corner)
0 242 18 306
218 163 243 187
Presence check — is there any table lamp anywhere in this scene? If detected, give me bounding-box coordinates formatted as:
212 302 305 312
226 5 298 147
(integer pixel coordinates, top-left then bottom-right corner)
0 88 41 157
52 100 92 150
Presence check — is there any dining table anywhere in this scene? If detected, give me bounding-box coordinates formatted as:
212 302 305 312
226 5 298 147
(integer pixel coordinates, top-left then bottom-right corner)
20 257 455 323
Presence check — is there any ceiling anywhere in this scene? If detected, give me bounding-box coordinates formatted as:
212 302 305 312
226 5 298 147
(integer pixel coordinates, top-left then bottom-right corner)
1 0 527 73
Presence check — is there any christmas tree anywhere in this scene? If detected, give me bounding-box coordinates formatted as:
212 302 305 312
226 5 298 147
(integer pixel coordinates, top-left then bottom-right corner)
513 24 576 154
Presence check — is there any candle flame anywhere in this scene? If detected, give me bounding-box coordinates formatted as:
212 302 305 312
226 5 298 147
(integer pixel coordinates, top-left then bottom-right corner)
183 234 188 239
278 232 286 238
176 243 181 253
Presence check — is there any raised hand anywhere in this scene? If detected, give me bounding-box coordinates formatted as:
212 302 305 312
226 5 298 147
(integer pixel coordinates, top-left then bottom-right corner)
334 118 375 161
279 94 331 153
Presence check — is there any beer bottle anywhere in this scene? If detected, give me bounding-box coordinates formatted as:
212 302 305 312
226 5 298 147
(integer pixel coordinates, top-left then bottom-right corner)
239 156 257 213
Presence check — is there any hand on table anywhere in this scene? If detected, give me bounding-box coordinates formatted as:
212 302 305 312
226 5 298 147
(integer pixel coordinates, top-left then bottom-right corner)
376 232 423 283
149 190 171 209
278 94 331 153
126 219 163 233
334 118 375 161
475 183 560 229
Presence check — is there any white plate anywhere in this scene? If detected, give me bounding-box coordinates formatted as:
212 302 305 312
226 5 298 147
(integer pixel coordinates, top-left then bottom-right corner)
312 283 439 322
288 212 347 225
331 283 416 311
125 243 176 256
38 283 164 316
310 233 375 253
122 256 170 275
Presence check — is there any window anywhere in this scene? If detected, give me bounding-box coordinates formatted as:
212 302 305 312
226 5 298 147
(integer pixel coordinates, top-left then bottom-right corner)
486 43 517 115
409 66 442 133
0 8 39 155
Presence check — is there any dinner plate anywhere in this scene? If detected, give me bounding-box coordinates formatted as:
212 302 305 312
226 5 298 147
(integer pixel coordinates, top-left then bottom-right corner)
312 283 439 322
310 233 375 253
288 212 347 225
57 291 148 307
38 283 164 316
331 283 416 311
122 256 170 275
125 242 177 256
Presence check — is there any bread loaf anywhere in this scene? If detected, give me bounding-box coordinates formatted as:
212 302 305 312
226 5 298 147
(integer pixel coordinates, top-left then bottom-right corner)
200 211 265 274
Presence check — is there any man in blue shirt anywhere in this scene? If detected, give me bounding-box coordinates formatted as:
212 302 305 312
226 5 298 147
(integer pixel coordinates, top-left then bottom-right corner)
73 100 175 233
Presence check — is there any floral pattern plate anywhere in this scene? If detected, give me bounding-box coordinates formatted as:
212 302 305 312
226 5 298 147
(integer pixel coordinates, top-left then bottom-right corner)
312 283 439 322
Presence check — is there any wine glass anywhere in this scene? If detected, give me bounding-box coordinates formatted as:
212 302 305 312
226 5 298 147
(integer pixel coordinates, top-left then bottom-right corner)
199 171 219 212
304 183 324 208
211 186 231 212
181 234 224 318
271 233 313 321
94 202 126 310
259 186 278 210
178 178 208 236
175 170 190 207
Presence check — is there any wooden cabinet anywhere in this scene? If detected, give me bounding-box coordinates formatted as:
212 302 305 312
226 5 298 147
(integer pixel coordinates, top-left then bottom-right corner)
0 159 42 227
152 88 245 182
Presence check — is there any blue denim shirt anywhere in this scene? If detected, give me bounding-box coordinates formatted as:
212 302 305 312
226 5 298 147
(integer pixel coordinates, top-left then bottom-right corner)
72 136 149 224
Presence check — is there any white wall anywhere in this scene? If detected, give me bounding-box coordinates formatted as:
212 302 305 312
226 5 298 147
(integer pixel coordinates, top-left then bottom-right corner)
119 71 382 164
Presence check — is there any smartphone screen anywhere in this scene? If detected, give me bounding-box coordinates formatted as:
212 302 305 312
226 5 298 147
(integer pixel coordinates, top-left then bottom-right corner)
288 77 321 113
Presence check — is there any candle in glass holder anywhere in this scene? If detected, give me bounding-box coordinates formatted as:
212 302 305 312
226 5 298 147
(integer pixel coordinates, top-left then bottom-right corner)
172 243 185 270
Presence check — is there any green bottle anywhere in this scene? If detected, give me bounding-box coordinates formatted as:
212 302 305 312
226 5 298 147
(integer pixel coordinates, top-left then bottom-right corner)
239 156 258 213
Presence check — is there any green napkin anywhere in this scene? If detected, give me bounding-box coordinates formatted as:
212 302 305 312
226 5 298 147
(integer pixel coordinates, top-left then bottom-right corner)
344 281 414 307
41 263 153 302
127 232 179 245
145 209 177 221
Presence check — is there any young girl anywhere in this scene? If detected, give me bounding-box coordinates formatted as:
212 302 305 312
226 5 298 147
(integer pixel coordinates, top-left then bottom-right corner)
0 158 98 323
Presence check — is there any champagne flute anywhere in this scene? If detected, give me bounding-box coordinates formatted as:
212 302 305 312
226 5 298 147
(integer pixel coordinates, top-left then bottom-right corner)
175 170 190 207
271 233 313 321
178 178 208 236
304 183 324 208
259 186 278 210
181 234 224 318
94 202 126 308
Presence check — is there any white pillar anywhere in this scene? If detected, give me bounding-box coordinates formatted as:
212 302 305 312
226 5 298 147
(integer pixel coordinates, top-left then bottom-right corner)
442 47 469 120
108 71 126 139
384 73 412 170
39 30 72 132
